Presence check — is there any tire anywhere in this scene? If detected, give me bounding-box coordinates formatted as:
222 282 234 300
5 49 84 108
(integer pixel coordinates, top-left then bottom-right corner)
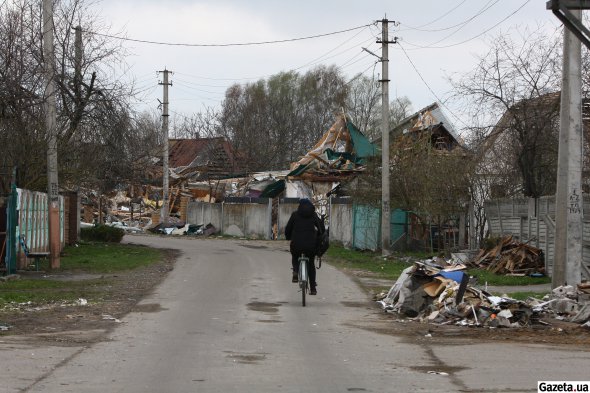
299 256 308 307
301 281 306 307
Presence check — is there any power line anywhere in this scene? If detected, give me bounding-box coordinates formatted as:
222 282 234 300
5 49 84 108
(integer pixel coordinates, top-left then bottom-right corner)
398 0 494 33
397 42 469 131
425 0 499 46
171 29 376 83
82 23 374 47
401 0 531 50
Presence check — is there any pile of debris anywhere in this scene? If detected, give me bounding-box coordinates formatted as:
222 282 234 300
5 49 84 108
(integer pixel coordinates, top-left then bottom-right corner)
378 260 590 328
468 235 545 276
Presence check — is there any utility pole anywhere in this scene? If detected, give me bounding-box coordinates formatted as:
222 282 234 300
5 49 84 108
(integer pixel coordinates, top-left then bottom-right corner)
377 18 396 256
158 69 172 226
553 7 583 288
43 0 60 268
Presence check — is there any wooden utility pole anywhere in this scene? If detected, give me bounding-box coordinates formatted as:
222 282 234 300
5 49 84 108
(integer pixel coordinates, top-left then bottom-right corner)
553 8 583 288
159 69 172 225
377 19 396 256
43 0 60 268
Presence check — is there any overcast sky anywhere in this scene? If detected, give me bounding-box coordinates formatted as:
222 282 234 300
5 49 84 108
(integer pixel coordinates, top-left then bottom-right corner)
90 0 561 132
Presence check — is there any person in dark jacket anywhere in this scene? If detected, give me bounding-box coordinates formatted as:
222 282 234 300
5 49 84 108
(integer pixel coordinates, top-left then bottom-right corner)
285 198 325 295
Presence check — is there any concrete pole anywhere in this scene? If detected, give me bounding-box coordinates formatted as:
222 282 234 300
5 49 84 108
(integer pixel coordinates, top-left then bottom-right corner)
380 19 391 256
554 9 583 288
43 0 60 268
159 69 171 225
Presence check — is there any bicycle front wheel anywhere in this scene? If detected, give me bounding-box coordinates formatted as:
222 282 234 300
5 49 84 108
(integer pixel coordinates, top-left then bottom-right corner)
301 281 306 306
299 256 308 307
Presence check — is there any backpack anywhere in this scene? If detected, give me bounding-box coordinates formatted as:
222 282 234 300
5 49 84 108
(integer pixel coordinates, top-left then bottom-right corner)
316 229 330 257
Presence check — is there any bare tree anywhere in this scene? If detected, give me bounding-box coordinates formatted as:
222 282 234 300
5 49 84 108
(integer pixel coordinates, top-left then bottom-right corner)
0 0 134 193
451 26 562 198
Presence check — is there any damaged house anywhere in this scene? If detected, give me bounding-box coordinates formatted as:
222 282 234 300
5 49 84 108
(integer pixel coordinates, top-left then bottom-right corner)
284 113 377 207
378 102 471 251
162 137 243 204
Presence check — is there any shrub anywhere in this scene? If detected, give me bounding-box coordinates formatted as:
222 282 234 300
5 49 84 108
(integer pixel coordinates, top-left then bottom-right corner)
81 224 125 243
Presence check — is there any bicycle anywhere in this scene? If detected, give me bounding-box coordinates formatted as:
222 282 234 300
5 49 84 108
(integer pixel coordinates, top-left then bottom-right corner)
298 254 309 307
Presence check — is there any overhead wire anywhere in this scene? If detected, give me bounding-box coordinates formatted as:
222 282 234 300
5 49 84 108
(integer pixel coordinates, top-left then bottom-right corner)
172 27 378 83
398 0 495 33
401 0 531 50
82 23 374 47
397 42 470 132
418 0 499 46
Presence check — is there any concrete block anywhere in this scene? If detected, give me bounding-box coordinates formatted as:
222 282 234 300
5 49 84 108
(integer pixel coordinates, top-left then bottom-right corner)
550 299 578 314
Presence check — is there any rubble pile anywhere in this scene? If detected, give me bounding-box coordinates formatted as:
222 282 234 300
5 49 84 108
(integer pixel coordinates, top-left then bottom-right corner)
378 260 590 329
468 235 545 275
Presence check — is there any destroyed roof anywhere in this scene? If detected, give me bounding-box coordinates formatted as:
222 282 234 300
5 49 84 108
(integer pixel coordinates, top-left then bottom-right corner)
387 102 463 150
287 114 377 180
168 137 241 181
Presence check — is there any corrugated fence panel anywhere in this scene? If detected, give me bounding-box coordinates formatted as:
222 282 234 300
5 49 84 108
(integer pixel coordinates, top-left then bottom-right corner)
353 204 380 251
15 188 64 269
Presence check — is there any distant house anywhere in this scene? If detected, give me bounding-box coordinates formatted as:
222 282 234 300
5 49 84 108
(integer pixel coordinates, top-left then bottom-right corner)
168 137 241 183
387 102 464 151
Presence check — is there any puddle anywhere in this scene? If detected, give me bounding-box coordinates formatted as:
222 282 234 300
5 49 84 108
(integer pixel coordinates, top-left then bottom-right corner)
134 303 167 313
241 244 268 249
225 351 268 364
409 365 468 374
247 302 281 313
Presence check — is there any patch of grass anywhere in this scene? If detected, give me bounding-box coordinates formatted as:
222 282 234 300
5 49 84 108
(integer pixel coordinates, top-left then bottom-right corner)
0 242 162 306
0 277 112 306
468 269 551 286
0 291 82 305
60 242 162 273
325 245 411 280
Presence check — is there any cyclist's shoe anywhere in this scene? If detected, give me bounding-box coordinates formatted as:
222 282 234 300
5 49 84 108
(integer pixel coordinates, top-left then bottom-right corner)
292 272 298 283
310 285 317 295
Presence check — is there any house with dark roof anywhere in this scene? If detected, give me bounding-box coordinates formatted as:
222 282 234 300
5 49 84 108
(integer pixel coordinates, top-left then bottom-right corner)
385 102 464 151
167 137 242 183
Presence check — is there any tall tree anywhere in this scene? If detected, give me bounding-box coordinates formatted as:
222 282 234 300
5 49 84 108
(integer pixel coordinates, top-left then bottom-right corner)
0 0 132 192
451 27 562 198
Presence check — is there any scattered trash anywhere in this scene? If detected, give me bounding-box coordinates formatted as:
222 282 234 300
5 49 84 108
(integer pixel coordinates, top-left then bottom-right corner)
102 314 122 323
378 261 590 329
77 298 88 306
427 371 449 376
0 325 10 331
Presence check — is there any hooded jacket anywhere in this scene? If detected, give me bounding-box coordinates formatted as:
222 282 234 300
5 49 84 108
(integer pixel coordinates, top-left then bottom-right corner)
285 200 325 254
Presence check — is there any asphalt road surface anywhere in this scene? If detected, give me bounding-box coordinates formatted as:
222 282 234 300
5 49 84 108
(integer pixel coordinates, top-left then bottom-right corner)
17 235 590 392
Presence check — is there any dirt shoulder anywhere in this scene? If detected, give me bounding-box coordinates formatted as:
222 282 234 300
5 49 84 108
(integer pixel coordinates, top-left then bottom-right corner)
0 249 177 345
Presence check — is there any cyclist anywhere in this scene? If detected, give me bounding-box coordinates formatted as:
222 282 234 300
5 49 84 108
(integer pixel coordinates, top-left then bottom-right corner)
285 198 325 295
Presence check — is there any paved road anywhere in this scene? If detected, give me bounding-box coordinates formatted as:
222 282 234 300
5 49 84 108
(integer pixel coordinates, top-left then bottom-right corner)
4 235 590 392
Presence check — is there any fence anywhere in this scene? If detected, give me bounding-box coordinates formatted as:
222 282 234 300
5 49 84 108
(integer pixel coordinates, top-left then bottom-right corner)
187 196 419 252
484 196 590 278
2 188 67 273
187 197 272 239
